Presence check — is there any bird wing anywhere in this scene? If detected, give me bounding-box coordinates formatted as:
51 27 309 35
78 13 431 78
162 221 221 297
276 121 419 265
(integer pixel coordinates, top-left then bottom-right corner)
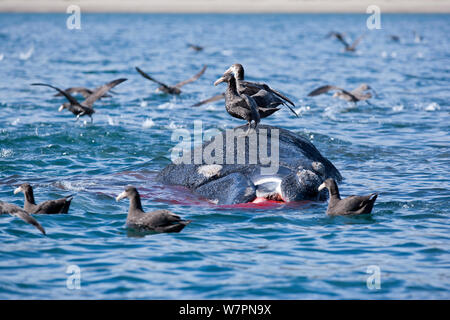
174 65 207 88
135 67 173 91
239 80 297 116
54 87 93 98
349 33 365 50
336 193 378 213
329 32 350 48
0 201 46 234
81 78 126 108
11 209 46 234
34 196 72 214
31 83 81 106
307 85 343 96
190 93 225 107
240 93 260 125
141 209 183 227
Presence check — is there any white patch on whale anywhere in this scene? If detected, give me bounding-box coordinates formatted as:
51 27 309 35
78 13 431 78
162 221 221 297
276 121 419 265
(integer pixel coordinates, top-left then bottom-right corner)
197 164 222 178
253 177 282 199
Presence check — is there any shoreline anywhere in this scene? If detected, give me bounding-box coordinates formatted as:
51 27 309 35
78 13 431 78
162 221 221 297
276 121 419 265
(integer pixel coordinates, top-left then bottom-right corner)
0 1 449 14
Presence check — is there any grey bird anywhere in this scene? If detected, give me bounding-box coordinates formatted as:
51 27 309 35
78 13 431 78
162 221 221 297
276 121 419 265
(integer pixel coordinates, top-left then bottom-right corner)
0 200 46 234
214 72 261 133
116 186 191 233
187 43 204 52
14 183 72 214
136 65 207 95
222 63 298 116
53 86 113 99
308 84 375 104
327 32 365 52
32 78 127 122
318 178 378 216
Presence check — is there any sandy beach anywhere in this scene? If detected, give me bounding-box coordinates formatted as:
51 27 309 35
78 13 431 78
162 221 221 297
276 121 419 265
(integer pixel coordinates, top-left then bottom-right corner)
0 0 449 13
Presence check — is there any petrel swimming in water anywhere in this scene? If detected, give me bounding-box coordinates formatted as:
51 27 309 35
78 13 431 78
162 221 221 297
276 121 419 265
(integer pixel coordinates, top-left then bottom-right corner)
214 72 261 133
308 84 375 104
221 63 298 116
327 32 365 52
14 183 72 214
0 200 46 234
135 65 207 95
116 186 191 233
31 78 127 122
318 178 378 216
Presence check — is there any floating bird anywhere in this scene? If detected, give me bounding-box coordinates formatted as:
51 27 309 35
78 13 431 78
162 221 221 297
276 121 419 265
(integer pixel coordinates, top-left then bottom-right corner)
327 32 365 52
187 43 203 52
308 84 375 104
214 72 261 133
53 87 113 99
222 63 298 116
136 65 207 95
390 35 400 42
14 183 72 214
116 186 191 233
31 78 127 122
0 200 46 234
318 178 378 216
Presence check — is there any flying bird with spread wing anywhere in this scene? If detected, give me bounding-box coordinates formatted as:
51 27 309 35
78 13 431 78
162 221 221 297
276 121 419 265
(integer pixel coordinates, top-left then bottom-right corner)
136 65 207 95
31 78 127 122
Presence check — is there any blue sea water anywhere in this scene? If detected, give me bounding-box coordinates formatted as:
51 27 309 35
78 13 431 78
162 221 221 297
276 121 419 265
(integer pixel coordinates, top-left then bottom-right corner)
0 13 449 299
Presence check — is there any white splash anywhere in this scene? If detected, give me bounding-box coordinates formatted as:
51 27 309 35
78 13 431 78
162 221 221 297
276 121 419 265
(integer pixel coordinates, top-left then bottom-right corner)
0 53 4 61
392 104 404 112
11 118 20 125
424 102 440 112
19 46 34 60
140 100 148 107
0 148 13 158
107 116 118 126
142 118 155 128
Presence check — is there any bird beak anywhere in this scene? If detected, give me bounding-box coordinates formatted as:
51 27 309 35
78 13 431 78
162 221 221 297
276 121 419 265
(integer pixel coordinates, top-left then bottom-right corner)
115 191 127 202
13 186 22 194
224 66 233 75
214 76 226 86
58 105 64 112
318 183 326 191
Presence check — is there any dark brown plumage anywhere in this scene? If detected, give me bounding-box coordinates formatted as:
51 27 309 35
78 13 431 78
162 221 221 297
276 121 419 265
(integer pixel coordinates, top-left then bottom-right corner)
327 32 365 52
31 78 127 122
136 65 207 95
214 73 261 132
187 43 203 52
318 178 378 216
53 87 112 99
308 84 374 103
14 183 72 214
0 200 46 234
222 64 298 117
116 186 191 233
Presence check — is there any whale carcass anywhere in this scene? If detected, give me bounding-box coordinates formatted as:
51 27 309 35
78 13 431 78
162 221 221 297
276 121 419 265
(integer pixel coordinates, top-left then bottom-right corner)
157 125 342 205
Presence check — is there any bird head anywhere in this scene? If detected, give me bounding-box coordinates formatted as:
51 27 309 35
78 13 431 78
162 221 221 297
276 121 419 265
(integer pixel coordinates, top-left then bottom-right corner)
14 183 31 195
58 102 70 112
116 186 138 202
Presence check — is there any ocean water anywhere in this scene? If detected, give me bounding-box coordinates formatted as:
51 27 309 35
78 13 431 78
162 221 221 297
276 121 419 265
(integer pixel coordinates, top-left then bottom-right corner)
0 13 449 299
